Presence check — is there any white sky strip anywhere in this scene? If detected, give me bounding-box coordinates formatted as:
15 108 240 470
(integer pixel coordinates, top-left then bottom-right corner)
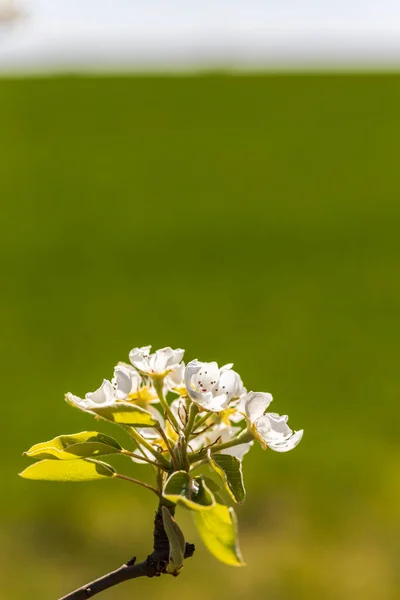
1 0 400 72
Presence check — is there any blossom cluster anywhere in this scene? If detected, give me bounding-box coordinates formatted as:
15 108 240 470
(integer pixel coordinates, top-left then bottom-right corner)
21 344 304 570
66 345 303 459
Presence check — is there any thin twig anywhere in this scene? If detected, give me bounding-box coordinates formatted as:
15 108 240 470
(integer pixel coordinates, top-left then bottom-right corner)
115 473 161 497
128 427 171 469
121 449 167 470
188 430 253 463
190 421 215 438
191 411 211 434
155 426 180 470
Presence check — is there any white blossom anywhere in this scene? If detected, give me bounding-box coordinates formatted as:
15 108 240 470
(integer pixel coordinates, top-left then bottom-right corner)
185 359 245 412
112 363 158 404
244 391 303 452
110 364 163 438
65 379 117 412
129 345 184 376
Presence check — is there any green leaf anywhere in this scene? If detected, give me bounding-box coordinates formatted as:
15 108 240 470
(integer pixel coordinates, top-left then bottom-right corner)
19 459 115 482
161 506 185 576
201 476 223 495
24 432 122 460
163 471 215 511
193 503 245 566
209 452 246 504
92 403 158 427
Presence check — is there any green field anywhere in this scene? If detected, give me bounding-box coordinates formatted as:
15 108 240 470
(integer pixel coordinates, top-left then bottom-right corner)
1 74 399 600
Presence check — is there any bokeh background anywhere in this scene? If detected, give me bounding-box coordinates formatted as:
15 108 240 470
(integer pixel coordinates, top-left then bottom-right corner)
1 4 400 600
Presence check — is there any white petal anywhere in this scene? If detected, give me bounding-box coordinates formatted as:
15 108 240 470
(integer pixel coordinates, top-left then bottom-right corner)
229 411 246 424
85 379 115 407
185 359 204 403
165 362 185 390
164 347 185 369
267 429 304 453
113 368 131 397
254 412 303 453
197 361 220 392
210 393 230 411
198 392 228 412
65 392 85 409
221 441 254 460
135 346 185 374
220 363 234 372
149 347 184 373
137 345 152 354
229 395 248 422
185 360 236 412
129 346 152 372
244 391 273 423
267 412 289 423
216 368 245 400
113 365 141 399
218 424 241 443
254 413 290 442
217 369 237 395
149 348 170 372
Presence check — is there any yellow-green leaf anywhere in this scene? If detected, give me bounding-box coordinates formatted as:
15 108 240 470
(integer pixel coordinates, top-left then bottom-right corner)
163 471 215 511
193 503 245 566
209 452 246 504
161 506 185 576
24 432 122 460
92 403 158 427
19 459 115 482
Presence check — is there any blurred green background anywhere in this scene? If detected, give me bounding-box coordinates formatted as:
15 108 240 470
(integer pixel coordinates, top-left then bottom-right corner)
1 74 399 600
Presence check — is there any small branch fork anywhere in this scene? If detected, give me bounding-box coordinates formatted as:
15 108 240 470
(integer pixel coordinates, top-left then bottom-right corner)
58 504 195 600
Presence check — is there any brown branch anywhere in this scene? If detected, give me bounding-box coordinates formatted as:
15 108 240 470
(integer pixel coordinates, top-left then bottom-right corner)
58 504 195 600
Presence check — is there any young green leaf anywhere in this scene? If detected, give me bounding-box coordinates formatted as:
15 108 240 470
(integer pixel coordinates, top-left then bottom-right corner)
161 506 186 576
24 432 122 460
193 503 245 567
201 476 223 495
163 471 215 511
19 458 115 482
208 452 246 504
92 403 158 427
